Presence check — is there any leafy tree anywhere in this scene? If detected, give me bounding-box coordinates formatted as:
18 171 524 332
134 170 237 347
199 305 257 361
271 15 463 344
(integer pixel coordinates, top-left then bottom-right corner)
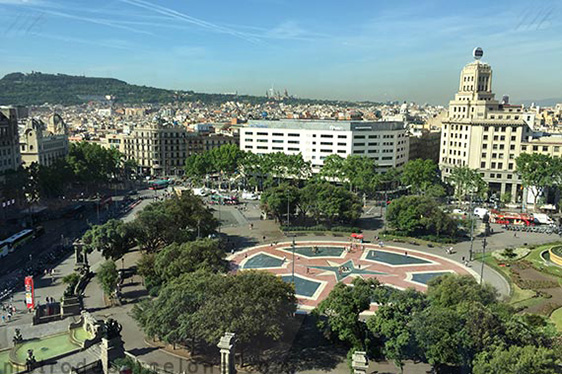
134 270 296 365
260 184 300 223
128 192 217 251
411 305 466 369
426 274 497 308
82 219 134 260
473 345 559 374
96 260 119 297
184 153 212 183
319 154 347 182
386 195 457 237
448 166 488 202
344 155 379 196
194 271 296 365
154 239 227 281
314 278 381 349
401 159 440 195
516 153 557 209
367 289 427 372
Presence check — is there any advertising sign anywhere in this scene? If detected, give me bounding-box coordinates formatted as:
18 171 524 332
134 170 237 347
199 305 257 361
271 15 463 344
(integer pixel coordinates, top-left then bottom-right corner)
24 276 34 309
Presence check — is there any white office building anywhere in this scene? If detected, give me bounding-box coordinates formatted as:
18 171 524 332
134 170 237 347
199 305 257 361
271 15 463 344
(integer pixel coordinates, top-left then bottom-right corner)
240 120 409 172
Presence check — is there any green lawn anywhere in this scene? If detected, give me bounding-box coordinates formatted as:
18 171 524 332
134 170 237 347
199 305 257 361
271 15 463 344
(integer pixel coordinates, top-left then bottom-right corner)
551 307 562 332
525 243 562 280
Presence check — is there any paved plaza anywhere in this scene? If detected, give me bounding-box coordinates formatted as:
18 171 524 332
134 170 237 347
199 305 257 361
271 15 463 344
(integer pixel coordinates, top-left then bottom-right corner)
229 241 475 311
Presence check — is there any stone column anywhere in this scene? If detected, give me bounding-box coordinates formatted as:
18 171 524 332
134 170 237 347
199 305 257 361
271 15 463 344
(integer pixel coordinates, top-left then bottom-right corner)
351 351 368 374
100 336 125 374
217 332 236 374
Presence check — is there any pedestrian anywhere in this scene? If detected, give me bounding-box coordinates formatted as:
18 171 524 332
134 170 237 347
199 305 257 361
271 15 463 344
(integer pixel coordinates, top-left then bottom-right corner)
379 241 384 248
1 315 4 324
514 232 517 238
262 235 266 242
462 256 465 262
358 264 361 269
231 249 234 255
404 251 408 257
306 267 309 274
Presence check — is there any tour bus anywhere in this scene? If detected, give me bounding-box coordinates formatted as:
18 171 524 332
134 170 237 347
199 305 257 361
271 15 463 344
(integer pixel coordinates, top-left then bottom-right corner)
149 180 170 190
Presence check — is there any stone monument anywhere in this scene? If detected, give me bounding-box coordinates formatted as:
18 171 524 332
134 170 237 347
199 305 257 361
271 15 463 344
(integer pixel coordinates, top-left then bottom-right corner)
73 240 90 274
217 332 236 374
351 351 368 374
100 318 125 374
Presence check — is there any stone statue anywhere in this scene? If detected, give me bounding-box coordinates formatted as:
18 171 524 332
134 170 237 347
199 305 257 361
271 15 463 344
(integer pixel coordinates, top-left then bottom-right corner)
26 349 37 371
13 329 23 345
102 318 122 340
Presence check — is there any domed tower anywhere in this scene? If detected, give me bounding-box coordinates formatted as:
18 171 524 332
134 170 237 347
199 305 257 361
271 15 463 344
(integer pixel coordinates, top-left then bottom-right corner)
47 113 68 135
448 48 500 121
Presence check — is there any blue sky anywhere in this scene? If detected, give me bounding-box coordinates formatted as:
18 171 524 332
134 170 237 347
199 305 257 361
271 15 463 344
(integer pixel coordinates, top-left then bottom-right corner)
0 0 561 104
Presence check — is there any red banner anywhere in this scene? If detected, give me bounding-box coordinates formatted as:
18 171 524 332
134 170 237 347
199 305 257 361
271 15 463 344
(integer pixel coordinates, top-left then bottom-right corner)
24 276 34 309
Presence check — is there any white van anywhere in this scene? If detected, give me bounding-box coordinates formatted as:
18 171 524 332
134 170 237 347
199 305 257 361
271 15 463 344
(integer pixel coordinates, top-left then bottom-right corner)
473 208 489 219
193 188 209 197
533 213 554 225
241 191 259 200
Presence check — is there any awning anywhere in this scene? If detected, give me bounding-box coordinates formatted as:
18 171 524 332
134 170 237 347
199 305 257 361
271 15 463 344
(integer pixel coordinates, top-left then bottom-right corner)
351 233 364 239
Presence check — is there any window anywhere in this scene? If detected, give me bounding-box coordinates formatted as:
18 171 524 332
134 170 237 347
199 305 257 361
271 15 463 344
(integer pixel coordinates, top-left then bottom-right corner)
555 146 560 152
338 135 348 139
272 139 283 143
321 142 333 145
320 149 331 153
337 150 346 154
338 142 346 146
491 162 496 168
481 162 486 168
510 145 515 150
257 146 267 150
522 145 527 151
481 152 487 158
511 136 516 141
354 135 365 139
483 135 488 140
543 146 548 151
257 132 267 136
288 147 299 151
320 134 333 138
483 144 488 149
272 133 283 136
508 163 514 170
272 147 283 150
288 140 299 144
533 146 538 151
288 133 299 137
498 163 503 169
245 131 253 135
354 143 365 146
507 174 512 179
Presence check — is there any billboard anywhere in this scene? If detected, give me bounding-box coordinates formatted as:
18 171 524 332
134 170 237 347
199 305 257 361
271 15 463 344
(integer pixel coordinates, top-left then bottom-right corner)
24 276 34 310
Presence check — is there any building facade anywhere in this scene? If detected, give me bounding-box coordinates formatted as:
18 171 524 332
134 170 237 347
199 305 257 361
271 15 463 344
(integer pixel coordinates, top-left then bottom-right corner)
439 50 547 202
408 130 441 163
0 107 21 173
240 120 409 172
123 121 239 176
20 114 69 167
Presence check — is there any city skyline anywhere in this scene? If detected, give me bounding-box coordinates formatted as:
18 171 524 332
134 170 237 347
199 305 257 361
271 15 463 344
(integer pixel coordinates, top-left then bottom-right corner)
0 0 561 105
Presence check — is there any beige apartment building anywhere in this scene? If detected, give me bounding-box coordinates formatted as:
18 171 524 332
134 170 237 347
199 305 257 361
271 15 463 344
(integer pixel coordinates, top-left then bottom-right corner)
123 121 239 176
440 49 562 204
20 114 69 167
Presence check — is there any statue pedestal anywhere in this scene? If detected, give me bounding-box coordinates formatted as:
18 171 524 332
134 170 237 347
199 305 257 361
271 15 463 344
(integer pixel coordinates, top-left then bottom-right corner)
100 337 125 374
217 332 236 374
351 351 368 374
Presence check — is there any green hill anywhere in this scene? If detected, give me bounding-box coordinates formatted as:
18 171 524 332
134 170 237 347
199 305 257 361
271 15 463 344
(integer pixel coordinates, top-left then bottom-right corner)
0 72 356 107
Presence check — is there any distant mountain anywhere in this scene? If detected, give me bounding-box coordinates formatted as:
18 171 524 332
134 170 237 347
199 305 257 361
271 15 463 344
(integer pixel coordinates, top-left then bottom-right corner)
0 71 354 107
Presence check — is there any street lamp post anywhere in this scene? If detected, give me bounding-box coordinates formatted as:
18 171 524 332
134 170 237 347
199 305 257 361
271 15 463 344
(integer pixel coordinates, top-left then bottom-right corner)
469 195 474 261
286 190 290 227
480 237 487 284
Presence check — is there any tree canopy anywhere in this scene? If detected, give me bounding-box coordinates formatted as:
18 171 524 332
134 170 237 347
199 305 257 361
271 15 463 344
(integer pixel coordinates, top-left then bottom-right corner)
82 219 134 260
386 195 457 238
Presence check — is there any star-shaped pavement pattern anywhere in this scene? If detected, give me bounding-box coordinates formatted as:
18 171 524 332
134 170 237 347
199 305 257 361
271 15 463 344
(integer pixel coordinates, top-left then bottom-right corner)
309 260 387 282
